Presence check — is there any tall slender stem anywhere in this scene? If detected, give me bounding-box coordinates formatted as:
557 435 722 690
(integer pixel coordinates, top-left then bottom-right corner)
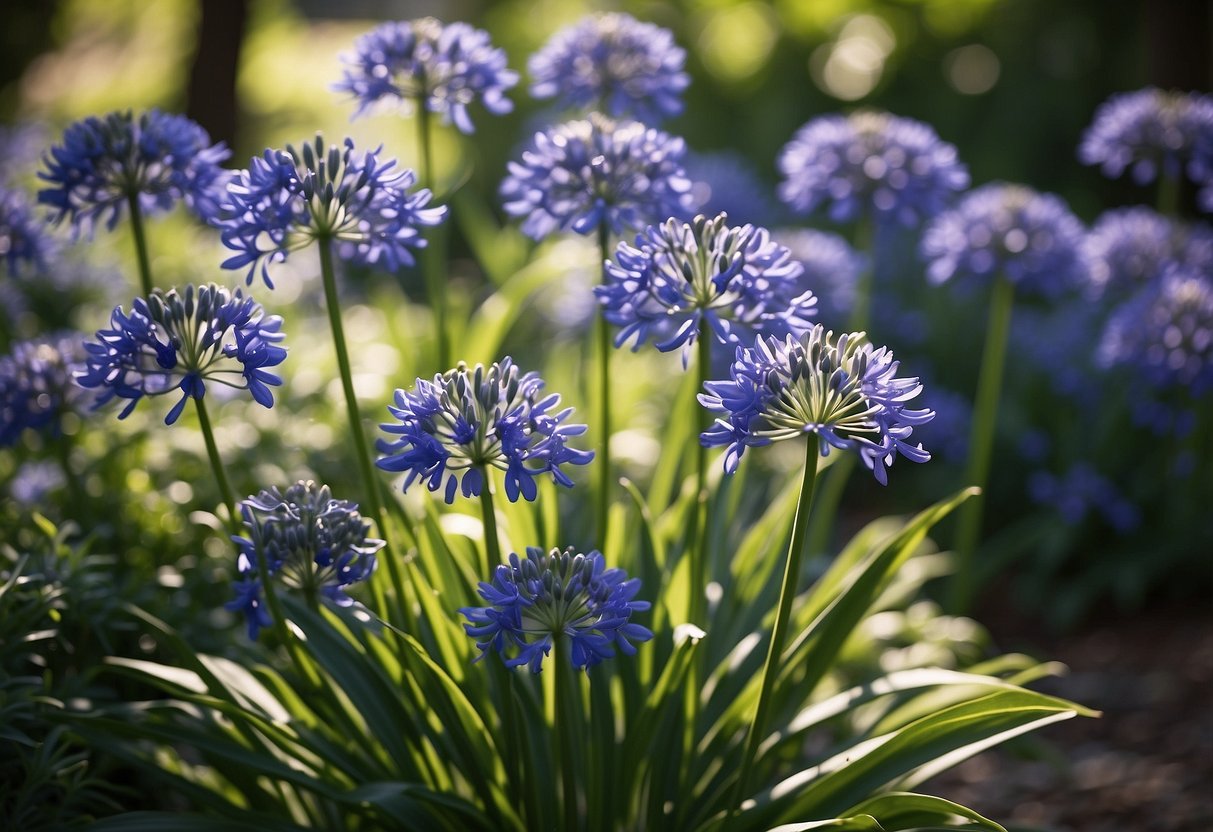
951 274 1015 613
689 318 711 626
727 441 819 821
596 221 613 550
478 470 502 579
1157 171 1180 217
846 216 877 333
416 102 449 369
126 192 154 297
554 635 581 832
195 396 238 530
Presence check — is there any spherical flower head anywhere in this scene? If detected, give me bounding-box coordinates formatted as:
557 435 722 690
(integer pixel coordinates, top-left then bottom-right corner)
377 358 593 504
596 213 816 365
0 187 57 277
1027 463 1140 533
773 228 865 326
335 18 518 134
1097 266 1213 394
1083 207 1213 299
500 113 694 241
1079 88 1213 185
461 547 652 673
699 325 934 484
778 111 968 228
684 150 781 228
0 332 92 447
920 183 1088 298
227 480 382 640
1012 300 1104 403
76 283 287 425
528 12 689 124
37 109 231 234
218 135 448 288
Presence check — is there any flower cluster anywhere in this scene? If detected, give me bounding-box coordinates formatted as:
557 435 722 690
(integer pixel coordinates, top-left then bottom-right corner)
921 183 1088 297
596 213 815 363
227 481 382 640
528 12 689 124
778 111 969 228
1079 88 1213 184
699 325 934 484
0 332 91 447
38 109 231 232
1028 463 1140 533
335 18 518 133
1083 207 1213 299
1 187 56 277
377 358 593 503
218 136 447 287
773 228 865 326
77 283 286 424
1097 266 1213 394
684 150 781 227
500 114 693 240
461 547 652 673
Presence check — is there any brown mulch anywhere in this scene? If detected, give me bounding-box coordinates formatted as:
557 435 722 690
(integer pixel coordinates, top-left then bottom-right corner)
923 600 1213 832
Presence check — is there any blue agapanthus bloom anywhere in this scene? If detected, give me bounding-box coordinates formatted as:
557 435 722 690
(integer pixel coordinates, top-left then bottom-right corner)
528 12 689 124
773 228 865 326
500 113 694 240
1079 88 1213 185
38 109 231 233
596 213 816 364
1083 207 1213 299
218 135 447 287
0 187 57 277
377 358 593 503
227 480 382 640
77 283 286 424
921 183 1088 297
699 325 934 484
335 18 518 133
684 150 781 228
778 111 969 228
461 547 652 673
0 332 91 447
1028 463 1140 533
1012 301 1104 403
1097 265 1213 394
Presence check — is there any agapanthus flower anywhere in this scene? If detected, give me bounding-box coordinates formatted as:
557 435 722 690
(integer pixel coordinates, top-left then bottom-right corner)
500 114 693 240
461 547 652 673
528 12 689 124
0 187 56 277
227 480 382 640
778 111 968 228
377 358 593 503
1083 207 1213 299
773 228 865 326
335 18 518 133
1027 463 1140 533
217 135 447 287
1097 265 1213 393
596 213 815 363
1012 301 1104 402
921 183 1088 297
684 150 781 227
38 109 231 233
1079 88 1213 185
0 332 91 447
77 283 286 424
912 384 971 464
699 325 934 484
9 460 67 506
0 123 48 186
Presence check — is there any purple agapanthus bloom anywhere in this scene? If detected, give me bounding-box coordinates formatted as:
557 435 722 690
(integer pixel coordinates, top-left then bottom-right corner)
596 213 816 365
0 332 91 447
217 135 447 287
1079 88 1213 185
1097 265 1213 394
335 18 518 133
500 113 693 240
529 12 689 124
1083 206 1213 299
227 480 382 640
778 111 969 228
461 547 652 673
921 183 1088 297
1028 463 1140 533
38 109 231 233
684 150 781 228
0 187 57 277
699 325 934 484
77 283 286 425
773 228 865 326
377 358 593 504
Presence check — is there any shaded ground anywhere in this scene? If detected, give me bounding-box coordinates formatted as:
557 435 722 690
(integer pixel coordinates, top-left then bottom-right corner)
925 600 1213 831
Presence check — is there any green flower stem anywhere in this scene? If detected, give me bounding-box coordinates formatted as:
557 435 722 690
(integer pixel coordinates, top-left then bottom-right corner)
554 635 582 832
317 236 409 624
194 396 238 530
728 440 819 822
951 274 1015 614
126 192 154 297
1157 171 1180 217
477 469 502 578
416 102 449 369
596 221 614 549
847 215 877 333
